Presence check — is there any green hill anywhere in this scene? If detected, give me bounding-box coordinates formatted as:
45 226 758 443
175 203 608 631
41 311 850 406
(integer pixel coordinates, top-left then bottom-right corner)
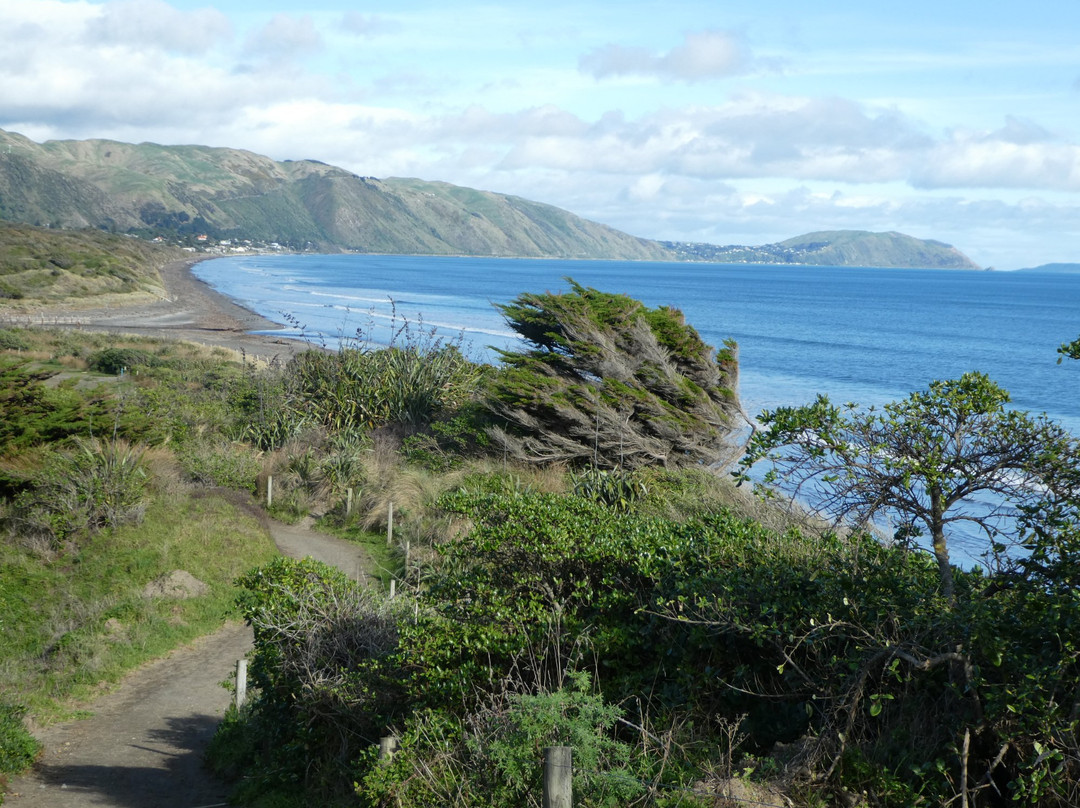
663 230 980 269
0 129 980 268
0 130 669 260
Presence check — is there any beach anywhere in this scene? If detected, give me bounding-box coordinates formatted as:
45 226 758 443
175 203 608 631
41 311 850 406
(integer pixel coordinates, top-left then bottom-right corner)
1 256 312 362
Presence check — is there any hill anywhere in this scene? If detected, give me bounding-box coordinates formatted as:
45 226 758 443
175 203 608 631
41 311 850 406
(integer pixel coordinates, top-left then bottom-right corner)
0 221 175 305
663 229 980 269
0 129 980 268
0 129 669 261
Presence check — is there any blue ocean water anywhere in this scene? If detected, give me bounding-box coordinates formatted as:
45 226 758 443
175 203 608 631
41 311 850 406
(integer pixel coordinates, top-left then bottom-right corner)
195 253 1080 435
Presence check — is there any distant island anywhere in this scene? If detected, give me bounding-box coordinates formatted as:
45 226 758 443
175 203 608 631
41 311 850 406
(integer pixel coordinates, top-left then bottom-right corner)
662 230 979 269
0 127 977 269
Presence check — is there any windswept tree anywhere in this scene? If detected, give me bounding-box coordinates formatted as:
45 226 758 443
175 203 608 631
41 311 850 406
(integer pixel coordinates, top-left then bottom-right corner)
740 371 1080 601
485 280 746 469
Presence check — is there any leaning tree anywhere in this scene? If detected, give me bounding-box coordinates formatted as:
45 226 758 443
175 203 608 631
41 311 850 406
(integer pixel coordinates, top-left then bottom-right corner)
739 371 1080 601
484 280 748 470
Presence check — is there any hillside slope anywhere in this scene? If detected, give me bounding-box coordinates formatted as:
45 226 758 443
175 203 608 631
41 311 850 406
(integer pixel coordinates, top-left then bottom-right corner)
0 129 981 268
0 130 670 260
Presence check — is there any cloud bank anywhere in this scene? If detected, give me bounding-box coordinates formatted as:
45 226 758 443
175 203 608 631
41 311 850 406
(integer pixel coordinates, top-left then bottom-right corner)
0 0 1078 268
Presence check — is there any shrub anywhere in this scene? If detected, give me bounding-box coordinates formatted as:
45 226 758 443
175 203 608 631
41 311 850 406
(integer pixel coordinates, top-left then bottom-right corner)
87 347 159 375
358 674 645 808
222 558 409 799
0 329 30 351
177 440 260 492
7 438 148 545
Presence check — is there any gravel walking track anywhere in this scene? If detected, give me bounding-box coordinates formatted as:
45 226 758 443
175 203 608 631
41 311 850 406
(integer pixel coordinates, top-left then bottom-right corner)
5 519 377 808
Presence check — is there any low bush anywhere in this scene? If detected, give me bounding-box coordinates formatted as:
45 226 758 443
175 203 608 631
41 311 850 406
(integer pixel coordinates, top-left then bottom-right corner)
87 347 159 375
6 438 147 546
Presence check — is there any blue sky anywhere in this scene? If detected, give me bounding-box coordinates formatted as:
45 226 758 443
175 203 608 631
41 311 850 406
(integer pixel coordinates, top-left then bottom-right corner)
2 0 1078 268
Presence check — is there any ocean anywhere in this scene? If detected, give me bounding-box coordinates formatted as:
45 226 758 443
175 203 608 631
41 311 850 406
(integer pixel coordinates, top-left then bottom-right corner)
194 253 1080 435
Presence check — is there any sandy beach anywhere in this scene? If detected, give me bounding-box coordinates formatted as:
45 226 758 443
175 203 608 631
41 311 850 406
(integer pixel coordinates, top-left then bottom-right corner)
1 256 313 362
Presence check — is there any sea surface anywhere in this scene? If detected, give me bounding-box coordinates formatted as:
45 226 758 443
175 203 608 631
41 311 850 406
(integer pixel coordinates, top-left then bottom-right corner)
195 253 1080 435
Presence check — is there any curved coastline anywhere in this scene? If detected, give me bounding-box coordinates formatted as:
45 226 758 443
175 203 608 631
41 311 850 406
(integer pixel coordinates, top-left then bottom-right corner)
5 255 314 361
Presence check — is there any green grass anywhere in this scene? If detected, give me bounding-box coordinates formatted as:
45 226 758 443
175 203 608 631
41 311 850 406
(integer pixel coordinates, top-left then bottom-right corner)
0 491 278 721
0 222 176 306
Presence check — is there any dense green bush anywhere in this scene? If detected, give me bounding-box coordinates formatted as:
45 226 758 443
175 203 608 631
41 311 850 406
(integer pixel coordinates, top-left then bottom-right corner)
286 342 481 434
87 347 159 375
0 329 30 351
358 674 648 808
177 440 260 492
223 558 409 800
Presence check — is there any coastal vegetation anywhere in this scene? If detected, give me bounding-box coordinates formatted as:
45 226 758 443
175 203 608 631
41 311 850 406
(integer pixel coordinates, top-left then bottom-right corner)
0 221 174 306
3 264 1080 806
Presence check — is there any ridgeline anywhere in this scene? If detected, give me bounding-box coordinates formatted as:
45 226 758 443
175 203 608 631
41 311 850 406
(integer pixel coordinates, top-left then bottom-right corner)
0 128 979 268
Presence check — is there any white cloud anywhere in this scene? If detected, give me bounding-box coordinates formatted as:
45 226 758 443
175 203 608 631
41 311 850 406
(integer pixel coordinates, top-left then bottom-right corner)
580 30 751 82
244 14 321 60
86 0 231 55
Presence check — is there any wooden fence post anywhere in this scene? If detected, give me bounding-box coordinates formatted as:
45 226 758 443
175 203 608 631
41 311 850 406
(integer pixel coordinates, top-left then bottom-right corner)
235 659 248 710
346 487 353 516
266 475 273 509
378 735 399 762
389 579 396 599
543 746 572 808
386 501 394 547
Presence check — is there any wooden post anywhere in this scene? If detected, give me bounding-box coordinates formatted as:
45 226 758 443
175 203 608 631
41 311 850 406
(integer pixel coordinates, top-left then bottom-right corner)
389 579 396 599
378 735 399 762
235 659 248 710
266 475 274 509
543 746 572 808
386 501 394 547
346 487 354 516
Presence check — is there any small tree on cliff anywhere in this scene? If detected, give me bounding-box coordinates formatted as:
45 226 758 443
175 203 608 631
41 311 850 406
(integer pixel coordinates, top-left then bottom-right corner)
740 372 1080 601
484 280 746 470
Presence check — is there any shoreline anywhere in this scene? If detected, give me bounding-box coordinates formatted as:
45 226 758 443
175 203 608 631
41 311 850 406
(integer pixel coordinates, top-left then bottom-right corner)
2 255 314 361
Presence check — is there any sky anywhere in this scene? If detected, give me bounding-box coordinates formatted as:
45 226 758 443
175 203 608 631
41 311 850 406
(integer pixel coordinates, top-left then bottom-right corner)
1 0 1078 269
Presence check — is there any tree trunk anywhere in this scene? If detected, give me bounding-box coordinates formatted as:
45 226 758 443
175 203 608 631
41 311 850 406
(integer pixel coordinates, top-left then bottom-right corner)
931 488 954 603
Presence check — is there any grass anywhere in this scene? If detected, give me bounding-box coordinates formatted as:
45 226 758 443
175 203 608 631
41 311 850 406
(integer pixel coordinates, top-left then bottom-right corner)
0 489 278 722
0 222 177 307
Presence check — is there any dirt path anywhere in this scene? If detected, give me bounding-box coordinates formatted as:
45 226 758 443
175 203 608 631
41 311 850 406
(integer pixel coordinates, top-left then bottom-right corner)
5 518 377 808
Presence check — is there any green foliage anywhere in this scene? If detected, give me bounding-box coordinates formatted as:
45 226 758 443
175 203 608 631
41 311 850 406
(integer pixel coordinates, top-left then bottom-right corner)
1057 336 1080 362
359 674 644 808
87 347 159 374
0 328 31 351
401 405 492 471
0 359 113 453
285 341 480 434
7 438 147 545
227 557 408 800
177 439 260 492
0 700 40 778
571 467 647 511
487 279 743 469
740 372 1080 601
